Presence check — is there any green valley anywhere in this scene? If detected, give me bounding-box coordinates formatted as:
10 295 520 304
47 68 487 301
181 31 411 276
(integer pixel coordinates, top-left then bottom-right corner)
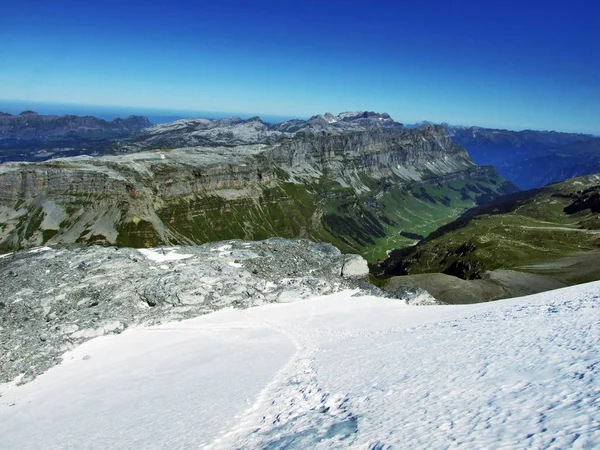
374 174 600 301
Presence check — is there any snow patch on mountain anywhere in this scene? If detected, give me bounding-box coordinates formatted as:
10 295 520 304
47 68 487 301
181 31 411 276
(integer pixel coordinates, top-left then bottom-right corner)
138 247 193 262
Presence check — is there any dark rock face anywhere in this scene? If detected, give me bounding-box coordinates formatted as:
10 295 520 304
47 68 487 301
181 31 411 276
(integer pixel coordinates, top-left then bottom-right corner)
0 112 152 163
563 186 600 214
442 259 482 280
0 111 150 142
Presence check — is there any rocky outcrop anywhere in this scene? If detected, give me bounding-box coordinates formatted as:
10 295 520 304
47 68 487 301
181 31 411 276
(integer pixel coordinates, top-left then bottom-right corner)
341 254 369 279
562 185 600 214
0 239 373 384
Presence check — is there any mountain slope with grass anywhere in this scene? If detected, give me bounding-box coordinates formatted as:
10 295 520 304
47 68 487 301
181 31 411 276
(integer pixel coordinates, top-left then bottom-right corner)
375 173 600 301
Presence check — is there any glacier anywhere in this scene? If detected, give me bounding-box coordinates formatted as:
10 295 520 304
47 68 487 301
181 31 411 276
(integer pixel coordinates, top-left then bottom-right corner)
0 282 599 449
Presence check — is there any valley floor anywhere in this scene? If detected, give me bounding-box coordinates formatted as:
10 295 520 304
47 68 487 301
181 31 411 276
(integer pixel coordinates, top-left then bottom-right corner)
1 283 599 449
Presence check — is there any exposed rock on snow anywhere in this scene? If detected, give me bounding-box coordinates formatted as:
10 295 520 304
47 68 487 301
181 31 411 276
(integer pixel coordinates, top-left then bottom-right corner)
0 239 388 384
384 285 445 305
340 254 369 279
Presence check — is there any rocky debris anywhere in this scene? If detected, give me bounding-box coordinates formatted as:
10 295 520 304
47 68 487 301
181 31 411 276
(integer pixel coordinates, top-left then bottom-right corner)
383 286 446 305
0 239 387 384
341 255 369 279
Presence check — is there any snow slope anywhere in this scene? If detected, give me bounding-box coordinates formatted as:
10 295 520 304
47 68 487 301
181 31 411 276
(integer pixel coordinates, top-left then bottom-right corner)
1 282 599 449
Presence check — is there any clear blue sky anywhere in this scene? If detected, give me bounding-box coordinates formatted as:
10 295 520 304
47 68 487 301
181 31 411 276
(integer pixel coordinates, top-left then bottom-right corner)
1 0 599 133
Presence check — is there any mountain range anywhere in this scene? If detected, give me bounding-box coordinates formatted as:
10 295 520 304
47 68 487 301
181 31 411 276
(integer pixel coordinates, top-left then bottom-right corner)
0 111 515 262
0 111 150 163
447 125 600 189
4 111 599 193
2 109 599 299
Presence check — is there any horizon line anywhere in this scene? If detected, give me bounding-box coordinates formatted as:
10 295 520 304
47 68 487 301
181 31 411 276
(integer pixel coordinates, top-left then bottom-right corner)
0 98 597 137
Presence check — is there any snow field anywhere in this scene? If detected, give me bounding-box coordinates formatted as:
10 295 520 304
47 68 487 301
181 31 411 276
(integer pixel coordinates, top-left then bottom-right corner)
0 282 598 449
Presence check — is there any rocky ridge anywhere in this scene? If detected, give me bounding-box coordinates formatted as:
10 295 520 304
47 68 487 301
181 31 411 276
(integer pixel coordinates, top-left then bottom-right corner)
117 111 403 150
130 116 283 148
0 111 150 143
0 111 151 163
269 111 402 134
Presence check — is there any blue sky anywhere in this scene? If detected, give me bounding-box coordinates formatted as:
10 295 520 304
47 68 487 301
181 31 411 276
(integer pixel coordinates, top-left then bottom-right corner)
1 0 599 133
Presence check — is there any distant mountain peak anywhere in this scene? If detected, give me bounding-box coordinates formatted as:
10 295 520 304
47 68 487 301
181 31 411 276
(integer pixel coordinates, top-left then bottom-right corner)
268 111 402 134
337 111 393 121
322 112 337 123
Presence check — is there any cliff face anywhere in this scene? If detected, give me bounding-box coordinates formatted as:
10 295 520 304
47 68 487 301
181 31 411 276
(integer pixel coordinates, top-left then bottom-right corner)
270 125 469 174
0 113 517 261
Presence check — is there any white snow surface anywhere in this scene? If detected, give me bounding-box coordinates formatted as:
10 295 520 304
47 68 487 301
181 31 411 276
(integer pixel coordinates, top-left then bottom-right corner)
1 282 599 449
137 247 194 262
26 246 52 254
